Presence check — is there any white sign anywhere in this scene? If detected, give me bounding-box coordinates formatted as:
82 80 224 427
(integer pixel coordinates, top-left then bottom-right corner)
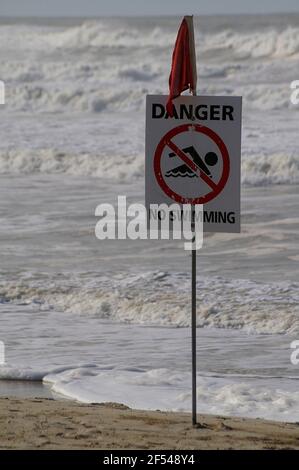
145 95 242 233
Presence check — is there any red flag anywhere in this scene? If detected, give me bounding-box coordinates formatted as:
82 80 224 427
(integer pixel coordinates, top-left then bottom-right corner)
166 16 197 117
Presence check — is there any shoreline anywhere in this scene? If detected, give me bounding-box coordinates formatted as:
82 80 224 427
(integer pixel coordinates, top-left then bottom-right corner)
1 397 299 450
0 380 54 400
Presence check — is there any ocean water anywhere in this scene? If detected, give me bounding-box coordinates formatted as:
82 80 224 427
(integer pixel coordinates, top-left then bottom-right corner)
0 15 299 421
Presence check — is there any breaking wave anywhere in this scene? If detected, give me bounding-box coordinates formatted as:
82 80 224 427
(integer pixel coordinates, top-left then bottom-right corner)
0 148 298 186
2 363 299 420
1 18 299 185
3 21 299 58
2 20 299 113
205 26 299 59
242 153 299 186
4 81 298 113
1 271 299 335
0 148 144 180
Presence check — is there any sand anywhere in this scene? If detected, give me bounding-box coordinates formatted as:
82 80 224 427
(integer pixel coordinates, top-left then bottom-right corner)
0 397 299 450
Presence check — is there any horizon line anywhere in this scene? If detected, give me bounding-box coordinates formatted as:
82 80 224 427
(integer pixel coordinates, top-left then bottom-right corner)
1 11 299 19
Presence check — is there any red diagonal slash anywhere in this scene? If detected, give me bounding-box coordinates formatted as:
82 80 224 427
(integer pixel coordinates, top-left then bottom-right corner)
166 139 218 191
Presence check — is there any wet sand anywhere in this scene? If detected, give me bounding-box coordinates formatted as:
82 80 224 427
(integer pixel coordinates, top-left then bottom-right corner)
1 397 299 450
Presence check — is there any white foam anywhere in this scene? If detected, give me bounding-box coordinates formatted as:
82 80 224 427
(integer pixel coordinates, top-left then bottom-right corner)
242 153 299 186
2 363 299 421
205 27 299 59
2 21 299 58
2 21 299 114
1 271 298 335
41 366 299 421
0 148 143 180
0 147 298 186
44 22 175 50
1 19 299 186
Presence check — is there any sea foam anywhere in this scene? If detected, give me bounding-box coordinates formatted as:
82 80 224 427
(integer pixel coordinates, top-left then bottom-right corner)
1 271 298 335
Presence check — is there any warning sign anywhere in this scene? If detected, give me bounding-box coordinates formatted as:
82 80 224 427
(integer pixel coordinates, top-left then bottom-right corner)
145 95 242 233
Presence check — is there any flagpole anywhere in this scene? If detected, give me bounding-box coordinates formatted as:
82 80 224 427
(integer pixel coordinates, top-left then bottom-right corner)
185 14 198 427
184 16 197 93
167 14 198 427
184 16 197 426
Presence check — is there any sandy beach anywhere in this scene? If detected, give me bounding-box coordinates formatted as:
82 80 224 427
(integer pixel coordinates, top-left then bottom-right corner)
0 397 299 450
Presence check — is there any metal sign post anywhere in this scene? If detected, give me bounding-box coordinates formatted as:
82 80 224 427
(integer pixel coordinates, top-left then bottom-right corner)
191 206 197 426
191 70 197 426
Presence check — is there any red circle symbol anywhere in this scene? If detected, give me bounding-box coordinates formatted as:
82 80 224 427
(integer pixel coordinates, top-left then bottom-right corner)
154 124 230 204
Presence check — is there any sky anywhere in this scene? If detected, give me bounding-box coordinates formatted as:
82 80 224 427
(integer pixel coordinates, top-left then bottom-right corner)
1 0 299 17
